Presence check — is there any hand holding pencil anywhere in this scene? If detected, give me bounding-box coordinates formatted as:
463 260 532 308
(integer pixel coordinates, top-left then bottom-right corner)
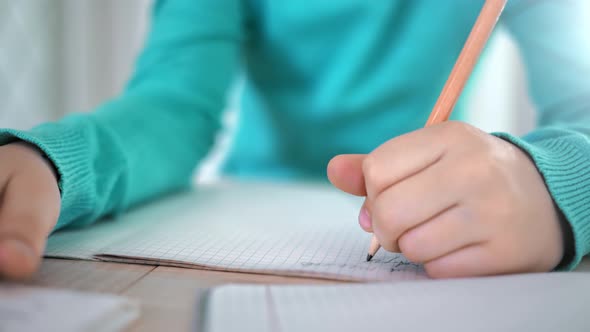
367 0 509 261
328 0 566 278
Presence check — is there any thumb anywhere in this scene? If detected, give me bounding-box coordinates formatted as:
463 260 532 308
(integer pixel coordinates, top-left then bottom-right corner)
327 154 367 196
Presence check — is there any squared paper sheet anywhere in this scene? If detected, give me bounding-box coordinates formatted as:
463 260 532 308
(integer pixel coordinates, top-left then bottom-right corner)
203 272 590 332
0 284 139 332
47 181 427 281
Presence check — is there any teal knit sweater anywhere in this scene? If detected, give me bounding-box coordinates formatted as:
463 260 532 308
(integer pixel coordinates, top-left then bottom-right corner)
1 1 589 269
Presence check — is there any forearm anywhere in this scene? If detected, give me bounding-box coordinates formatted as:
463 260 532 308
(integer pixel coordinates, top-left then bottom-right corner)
0 0 244 230
0 94 217 230
91 89 221 210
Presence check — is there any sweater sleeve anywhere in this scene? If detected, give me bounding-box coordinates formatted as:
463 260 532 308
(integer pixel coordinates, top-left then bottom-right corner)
0 0 244 230
497 1 590 270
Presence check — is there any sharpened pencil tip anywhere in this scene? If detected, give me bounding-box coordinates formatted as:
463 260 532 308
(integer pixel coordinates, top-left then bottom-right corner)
366 254 373 262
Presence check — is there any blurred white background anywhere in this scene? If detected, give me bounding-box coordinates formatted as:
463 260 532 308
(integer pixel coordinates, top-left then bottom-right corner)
0 0 150 128
1 0 569 178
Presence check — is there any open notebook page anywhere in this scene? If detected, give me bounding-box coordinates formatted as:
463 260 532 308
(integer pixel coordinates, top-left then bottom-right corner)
202 272 590 332
46 181 426 281
0 284 138 332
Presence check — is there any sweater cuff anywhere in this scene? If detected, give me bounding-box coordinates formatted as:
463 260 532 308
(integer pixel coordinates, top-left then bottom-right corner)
493 132 590 271
0 116 94 231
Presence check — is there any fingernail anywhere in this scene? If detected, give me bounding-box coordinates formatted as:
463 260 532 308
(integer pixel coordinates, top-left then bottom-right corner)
358 207 371 229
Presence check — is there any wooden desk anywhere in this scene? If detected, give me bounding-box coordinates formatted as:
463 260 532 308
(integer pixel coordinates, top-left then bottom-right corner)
26 258 590 332
27 259 335 331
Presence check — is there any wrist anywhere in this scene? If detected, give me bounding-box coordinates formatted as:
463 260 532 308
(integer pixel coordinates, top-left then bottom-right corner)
9 141 60 185
495 133 571 270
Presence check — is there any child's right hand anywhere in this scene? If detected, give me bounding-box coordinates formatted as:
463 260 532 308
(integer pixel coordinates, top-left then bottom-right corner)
0 142 61 279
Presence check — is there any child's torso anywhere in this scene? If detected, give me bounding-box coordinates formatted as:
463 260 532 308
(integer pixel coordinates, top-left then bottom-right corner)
224 1 484 178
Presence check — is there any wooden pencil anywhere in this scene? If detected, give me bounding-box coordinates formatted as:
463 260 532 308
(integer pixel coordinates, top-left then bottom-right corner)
367 0 508 262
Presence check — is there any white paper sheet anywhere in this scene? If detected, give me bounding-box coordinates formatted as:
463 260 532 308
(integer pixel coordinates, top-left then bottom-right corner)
203 272 590 332
0 284 139 332
46 181 427 281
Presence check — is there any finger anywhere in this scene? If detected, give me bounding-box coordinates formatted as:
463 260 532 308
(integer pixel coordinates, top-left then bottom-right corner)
423 242 538 279
362 124 450 200
358 200 373 233
327 154 366 196
0 238 39 280
0 172 60 279
371 159 459 252
397 205 485 263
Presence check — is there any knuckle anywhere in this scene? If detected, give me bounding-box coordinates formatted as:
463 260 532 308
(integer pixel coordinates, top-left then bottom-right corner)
444 121 465 133
361 154 380 186
443 121 483 145
371 191 418 253
442 121 467 138
448 121 476 135
398 232 424 263
372 198 400 238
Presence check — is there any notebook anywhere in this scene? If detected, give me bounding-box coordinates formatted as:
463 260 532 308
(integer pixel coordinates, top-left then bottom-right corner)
46 181 427 282
199 272 590 332
0 284 139 332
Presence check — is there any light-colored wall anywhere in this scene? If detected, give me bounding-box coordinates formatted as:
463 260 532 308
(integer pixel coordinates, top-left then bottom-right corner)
0 0 150 129
0 1 62 128
58 0 151 114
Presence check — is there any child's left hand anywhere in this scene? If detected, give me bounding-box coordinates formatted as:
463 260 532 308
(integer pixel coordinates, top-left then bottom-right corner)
327 121 565 278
